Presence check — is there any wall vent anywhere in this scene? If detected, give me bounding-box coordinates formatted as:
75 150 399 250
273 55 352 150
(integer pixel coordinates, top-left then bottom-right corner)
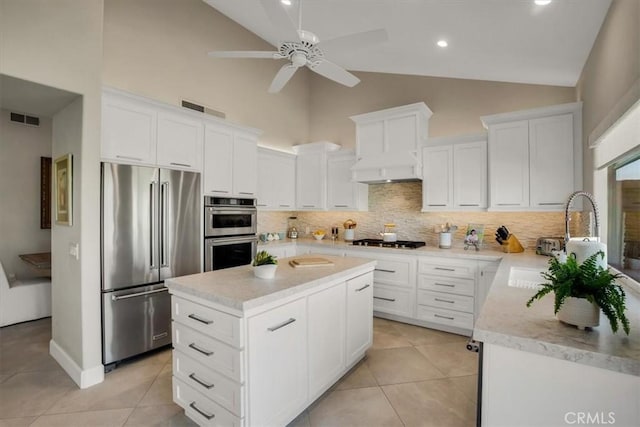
10 112 40 127
181 100 226 119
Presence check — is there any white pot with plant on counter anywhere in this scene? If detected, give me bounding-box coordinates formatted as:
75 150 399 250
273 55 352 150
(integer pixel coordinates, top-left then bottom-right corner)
253 250 278 279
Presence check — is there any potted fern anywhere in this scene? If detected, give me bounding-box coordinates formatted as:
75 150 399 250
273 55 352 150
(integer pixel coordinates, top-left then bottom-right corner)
253 250 278 279
526 251 630 334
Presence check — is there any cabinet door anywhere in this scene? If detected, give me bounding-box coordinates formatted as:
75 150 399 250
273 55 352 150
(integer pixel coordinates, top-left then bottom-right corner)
232 132 258 197
454 141 487 209
386 114 418 152
248 298 307 427
357 121 384 158
422 146 453 210
296 152 325 210
156 112 203 171
274 154 296 209
476 261 499 320
204 124 233 196
529 113 574 209
102 95 157 165
327 155 366 210
257 150 276 208
308 282 346 399
346 272 373 365
489 120 530 209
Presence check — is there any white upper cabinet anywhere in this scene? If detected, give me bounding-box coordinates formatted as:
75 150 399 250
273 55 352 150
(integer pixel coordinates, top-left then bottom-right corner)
327 151 368 211
102 90 157 165
257 148 296 210
422 134 487 211
293 142 340 210
156 111 203 171
102 88 203 171
482 102 582 211
350 103 432 183
204 123 259 198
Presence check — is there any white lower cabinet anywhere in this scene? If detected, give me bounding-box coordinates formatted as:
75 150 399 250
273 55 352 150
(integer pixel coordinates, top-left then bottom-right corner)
346 273 373 365
248 298 308 427
260 243 296 260
308 282 346 399
171 268 374 427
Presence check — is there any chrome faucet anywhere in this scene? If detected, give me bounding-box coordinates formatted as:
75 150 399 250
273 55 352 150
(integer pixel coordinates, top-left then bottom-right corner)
564 191 600 245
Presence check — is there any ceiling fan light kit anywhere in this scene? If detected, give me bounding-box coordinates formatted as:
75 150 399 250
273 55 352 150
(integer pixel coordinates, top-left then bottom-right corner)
208 0 387 93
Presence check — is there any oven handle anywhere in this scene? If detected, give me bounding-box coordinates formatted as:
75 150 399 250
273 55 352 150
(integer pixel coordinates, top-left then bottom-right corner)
207 236 258 246
207 207 257 214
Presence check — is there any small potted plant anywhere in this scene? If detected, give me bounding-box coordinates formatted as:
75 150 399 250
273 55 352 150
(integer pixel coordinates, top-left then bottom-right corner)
253 250 278 279
526 251 629 334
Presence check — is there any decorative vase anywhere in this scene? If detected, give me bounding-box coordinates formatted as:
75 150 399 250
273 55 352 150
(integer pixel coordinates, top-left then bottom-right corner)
557 297 600 330
254 264 277 279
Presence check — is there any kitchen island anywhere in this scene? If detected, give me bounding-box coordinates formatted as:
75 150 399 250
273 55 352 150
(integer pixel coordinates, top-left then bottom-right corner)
165 254 376 427
473 254 640 426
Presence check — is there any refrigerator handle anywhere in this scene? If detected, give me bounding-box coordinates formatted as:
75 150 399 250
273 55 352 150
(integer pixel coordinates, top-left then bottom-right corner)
150 181 158 269
160 181 169 268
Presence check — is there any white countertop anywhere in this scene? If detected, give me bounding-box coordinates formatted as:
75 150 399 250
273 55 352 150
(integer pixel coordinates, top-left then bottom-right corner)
165 254 376 312
473 252 640 376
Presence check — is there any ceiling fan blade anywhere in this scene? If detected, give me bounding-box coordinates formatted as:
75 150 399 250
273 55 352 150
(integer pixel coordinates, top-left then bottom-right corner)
308 59 360 87
269 64 299 93
208 50 279 59
261 0 300 42
317 29 388 54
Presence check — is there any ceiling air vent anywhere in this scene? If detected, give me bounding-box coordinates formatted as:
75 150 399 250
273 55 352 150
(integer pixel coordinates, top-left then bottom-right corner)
181 100 225 119
10 112 40 127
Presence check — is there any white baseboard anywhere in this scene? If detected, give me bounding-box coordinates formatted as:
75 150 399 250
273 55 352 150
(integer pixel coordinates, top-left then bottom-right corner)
49 339 104 389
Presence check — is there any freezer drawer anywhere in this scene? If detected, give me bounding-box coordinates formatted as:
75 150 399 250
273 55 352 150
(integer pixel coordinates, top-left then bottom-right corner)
102 284 171 365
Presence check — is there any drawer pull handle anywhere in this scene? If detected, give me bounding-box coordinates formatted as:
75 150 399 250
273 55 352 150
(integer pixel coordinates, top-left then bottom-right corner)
356 284 371 292
435 298 455 304
302 205 315 208
116 155 143 161
188 343 214 356
169 162 191 167
374 296 396 302
435 283 455 287
375 268 396 273
189 402 215 420
434 314 455 320
188 313 214 325
279 204 291 207
334 205 349 208
152 332 168 341
189 373 215 389
458 204 479 207
268 318 296 332
434 267 455 272
239 192 254 195
211 190 229 193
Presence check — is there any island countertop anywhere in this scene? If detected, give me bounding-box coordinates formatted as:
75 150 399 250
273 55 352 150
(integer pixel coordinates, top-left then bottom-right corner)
473 252 640 376
165 254 376 312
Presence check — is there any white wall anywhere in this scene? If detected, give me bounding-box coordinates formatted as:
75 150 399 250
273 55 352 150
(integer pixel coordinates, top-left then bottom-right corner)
0 0 104 388
0 109 52 280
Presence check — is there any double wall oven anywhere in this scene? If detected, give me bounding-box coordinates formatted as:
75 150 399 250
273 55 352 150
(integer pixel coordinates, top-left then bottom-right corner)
204 196 257 271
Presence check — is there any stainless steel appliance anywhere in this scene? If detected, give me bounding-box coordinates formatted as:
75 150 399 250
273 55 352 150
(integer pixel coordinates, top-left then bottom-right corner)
101 163 200 368
536 237 565 256
351 239 426 249
204 196 257 271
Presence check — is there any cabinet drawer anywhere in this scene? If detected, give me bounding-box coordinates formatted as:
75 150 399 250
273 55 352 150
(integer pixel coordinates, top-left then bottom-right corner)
373 259 413 287
172 296 242 348
418 275 475 297
372 284 414 317
417 305 474 330
173 377 243 427
173 323 244 383
173 350 244 417
418 258 476 279
417 290 474 313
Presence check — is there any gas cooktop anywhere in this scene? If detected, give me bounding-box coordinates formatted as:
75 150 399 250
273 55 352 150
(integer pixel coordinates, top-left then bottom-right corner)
351 239 426 249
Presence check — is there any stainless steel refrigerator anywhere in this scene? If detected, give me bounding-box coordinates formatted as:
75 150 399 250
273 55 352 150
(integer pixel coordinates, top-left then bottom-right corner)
101 163 200 368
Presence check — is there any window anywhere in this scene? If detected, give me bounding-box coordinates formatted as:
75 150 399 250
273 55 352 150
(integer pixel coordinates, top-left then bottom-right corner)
611 157 640 281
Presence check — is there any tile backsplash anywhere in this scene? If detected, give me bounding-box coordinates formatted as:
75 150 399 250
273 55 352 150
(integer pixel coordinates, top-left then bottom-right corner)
257 182 593 250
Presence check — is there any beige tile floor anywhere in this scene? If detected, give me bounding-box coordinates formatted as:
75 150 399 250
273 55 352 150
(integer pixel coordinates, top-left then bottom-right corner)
0 317 478 427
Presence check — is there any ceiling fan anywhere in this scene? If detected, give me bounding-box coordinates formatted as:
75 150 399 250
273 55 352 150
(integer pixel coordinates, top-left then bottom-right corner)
208 0 388 93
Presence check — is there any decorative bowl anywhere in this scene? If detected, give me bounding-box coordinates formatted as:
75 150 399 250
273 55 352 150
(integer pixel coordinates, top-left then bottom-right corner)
313 233 325 240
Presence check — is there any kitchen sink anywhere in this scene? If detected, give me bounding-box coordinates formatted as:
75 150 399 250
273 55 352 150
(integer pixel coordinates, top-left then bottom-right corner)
508 267 545 289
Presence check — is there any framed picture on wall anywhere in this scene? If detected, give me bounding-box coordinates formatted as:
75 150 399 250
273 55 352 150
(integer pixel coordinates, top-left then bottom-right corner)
54 153 73 226
40 157 52 229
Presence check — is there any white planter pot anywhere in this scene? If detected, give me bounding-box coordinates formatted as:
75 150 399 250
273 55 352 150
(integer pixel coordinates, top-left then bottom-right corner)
254 264 278 279
439 232 452 249
557 297 600 330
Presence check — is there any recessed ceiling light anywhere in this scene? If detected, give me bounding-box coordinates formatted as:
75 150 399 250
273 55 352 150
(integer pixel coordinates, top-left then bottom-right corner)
535 0 552 5
281 0 292 5
437 40 448 48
